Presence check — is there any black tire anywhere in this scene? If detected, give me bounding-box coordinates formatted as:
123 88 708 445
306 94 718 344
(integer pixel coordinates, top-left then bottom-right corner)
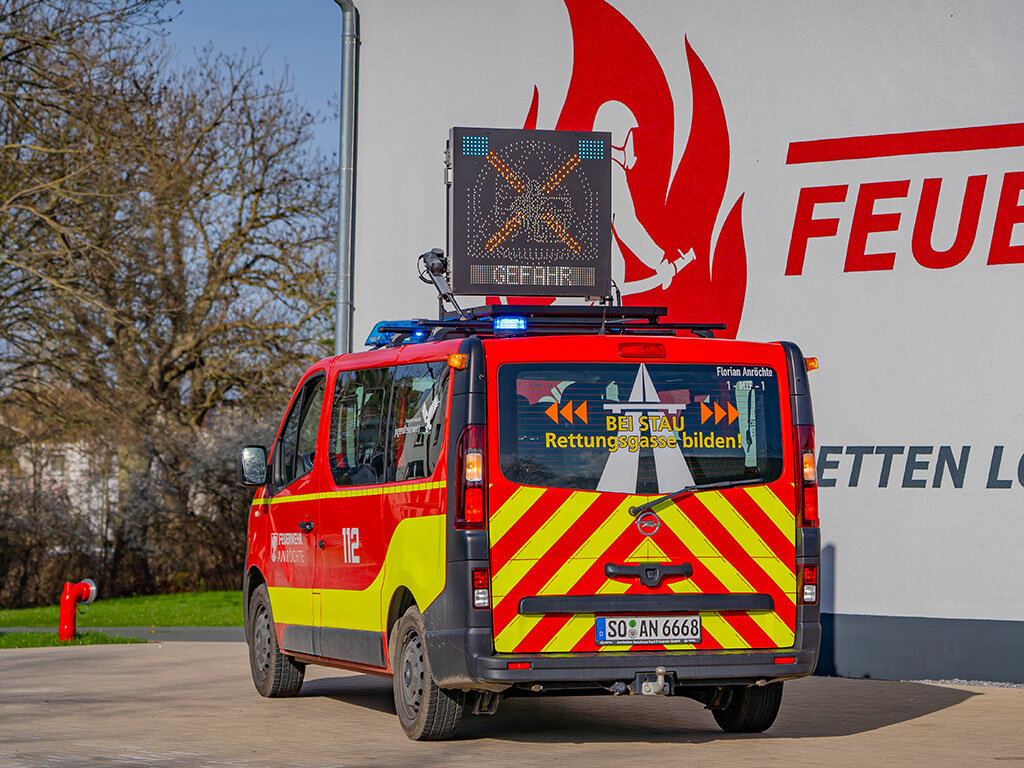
712 682 784 733
247 583 305 698
392 605 464 740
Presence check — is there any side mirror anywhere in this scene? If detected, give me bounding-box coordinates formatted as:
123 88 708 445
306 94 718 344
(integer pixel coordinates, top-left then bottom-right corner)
238 445 268 486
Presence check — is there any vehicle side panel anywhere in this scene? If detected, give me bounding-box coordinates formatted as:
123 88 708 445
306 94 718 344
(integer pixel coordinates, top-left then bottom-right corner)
247 342 462 668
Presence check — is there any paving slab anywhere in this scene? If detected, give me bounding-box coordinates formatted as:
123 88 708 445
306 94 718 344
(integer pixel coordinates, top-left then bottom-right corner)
1 642 1021 767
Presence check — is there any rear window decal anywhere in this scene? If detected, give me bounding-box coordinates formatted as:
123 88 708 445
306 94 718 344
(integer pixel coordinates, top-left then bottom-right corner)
500 362 783 494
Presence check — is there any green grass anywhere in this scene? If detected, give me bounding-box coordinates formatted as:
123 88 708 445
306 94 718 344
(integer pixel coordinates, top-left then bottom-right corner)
0 590 243 628
0 631 145 649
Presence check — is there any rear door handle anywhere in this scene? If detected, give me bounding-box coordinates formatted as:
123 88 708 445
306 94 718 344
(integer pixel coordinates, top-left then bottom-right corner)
298 521 314 533
605 562 693 588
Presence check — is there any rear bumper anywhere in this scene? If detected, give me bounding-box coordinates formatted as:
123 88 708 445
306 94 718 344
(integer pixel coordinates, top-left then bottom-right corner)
427 613 821 690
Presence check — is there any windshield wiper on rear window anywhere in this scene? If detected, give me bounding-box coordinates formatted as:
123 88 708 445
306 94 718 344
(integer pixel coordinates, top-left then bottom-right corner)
628 478 766 517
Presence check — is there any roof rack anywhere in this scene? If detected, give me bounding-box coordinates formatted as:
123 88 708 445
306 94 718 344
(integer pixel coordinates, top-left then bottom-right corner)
370 304 725 347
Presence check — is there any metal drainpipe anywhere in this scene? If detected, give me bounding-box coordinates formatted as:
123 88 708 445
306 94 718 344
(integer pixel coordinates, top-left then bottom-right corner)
332 0 360 355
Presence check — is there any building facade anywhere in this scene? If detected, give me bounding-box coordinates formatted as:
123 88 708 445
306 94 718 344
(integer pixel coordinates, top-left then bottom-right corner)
349 0 1024 682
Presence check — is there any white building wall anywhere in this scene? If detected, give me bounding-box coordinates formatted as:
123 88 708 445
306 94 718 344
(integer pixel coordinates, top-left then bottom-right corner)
350 0 1024 629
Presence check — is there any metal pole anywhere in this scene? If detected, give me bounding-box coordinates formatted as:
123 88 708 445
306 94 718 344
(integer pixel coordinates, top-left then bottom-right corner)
332 0 360 355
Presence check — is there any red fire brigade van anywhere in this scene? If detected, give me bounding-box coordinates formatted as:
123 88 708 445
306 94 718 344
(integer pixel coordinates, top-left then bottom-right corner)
238 304 820 741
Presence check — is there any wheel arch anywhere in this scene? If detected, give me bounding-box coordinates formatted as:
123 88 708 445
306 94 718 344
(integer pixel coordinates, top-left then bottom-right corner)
244 565 266 626
385 586 417 661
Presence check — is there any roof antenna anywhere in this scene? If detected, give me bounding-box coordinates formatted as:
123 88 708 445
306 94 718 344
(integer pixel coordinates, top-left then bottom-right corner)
418 248 466 320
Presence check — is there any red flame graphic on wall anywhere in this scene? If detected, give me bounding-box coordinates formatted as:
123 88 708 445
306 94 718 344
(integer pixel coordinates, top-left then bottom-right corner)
492 0 747 337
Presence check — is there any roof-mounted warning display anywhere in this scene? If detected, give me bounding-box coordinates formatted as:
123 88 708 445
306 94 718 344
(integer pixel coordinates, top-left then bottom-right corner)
447 127 611 297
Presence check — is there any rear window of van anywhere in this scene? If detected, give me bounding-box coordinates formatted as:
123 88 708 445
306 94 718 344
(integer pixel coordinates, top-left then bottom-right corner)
497 362 783 494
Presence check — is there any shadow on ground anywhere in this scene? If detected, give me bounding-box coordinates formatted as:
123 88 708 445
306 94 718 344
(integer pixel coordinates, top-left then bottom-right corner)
299 673 977 743
300 674 397 715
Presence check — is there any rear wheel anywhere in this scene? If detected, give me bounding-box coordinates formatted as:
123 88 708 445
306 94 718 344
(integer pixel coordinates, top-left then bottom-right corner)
712 682 783 733
392 605 464 740
247 583 305 698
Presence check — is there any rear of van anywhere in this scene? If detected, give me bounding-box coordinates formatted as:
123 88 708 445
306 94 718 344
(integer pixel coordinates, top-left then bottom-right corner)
425 331 820 699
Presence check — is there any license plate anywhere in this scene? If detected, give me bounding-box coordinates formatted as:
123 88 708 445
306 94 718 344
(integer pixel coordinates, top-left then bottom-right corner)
595 615 702 646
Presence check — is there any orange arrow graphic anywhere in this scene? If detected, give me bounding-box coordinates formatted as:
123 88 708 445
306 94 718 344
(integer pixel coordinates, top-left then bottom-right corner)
544 402 559 423
575 401 588 424
560 400 574 424
727 403 739 425
701 401 713 424
714 402 726 424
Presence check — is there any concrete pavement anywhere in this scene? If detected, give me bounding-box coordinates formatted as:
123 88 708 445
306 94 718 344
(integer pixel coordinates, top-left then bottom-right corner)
1 642 1021 767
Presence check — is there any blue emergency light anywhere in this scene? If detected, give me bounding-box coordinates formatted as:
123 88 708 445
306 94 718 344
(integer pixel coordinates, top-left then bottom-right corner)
493 315 527 336
365 320 428 348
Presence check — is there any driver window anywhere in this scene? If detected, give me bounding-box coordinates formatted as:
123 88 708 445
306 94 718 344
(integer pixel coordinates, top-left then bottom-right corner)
295 377 326 478
278 375 326 488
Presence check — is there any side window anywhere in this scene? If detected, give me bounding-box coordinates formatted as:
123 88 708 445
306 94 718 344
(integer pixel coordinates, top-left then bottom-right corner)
278 394 303 488
295 377 326 478
387 362 450 482
329 367 394 486
277 375 326 488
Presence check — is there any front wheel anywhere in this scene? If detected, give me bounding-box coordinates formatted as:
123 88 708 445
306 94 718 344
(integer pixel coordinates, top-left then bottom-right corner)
392 605 464 740
247 583 305 698
712 682 783 733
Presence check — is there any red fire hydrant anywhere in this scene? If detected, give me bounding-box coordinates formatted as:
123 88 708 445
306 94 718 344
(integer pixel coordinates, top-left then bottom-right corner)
58 579 98 641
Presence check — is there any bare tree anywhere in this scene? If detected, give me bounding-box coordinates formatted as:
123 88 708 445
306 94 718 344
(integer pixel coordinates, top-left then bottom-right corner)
0 0 337 603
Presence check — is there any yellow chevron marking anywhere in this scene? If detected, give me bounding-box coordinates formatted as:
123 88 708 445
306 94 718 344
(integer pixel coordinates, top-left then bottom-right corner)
491 491 598 603
542 580 631 652
667 578 702 595
572 496 637 559
514 491 599 561
624 538 670 563
488 486 546 546
700 491 774 558
754 558 797 605
658 506 756 594
745 486 796 542
749 609 795 647
700 613 750 649
500 495 636 613
494 613 542 652
699 491 795 600
494 496 626 611
490 558 535 606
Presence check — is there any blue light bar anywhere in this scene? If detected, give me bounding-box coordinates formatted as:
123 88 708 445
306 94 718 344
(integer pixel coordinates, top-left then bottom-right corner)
365 320 422 348
404 329 428 344
493 315 527 335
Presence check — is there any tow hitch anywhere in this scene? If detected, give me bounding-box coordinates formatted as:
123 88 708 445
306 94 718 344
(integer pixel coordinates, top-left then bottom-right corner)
635 666 674 696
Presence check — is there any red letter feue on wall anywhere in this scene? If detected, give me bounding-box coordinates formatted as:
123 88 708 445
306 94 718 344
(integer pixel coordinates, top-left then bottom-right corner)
988 171 1024 265
845 180 910 272
912 175 986 269
786 184 848 275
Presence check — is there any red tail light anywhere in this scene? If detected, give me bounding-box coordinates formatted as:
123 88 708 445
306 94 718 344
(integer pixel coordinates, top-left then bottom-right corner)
472 568 490 609
794 425 819 528
456 425 487 529
799 564 818 605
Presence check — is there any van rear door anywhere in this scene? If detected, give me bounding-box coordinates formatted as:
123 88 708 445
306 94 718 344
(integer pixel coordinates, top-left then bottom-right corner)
486 344 797 654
